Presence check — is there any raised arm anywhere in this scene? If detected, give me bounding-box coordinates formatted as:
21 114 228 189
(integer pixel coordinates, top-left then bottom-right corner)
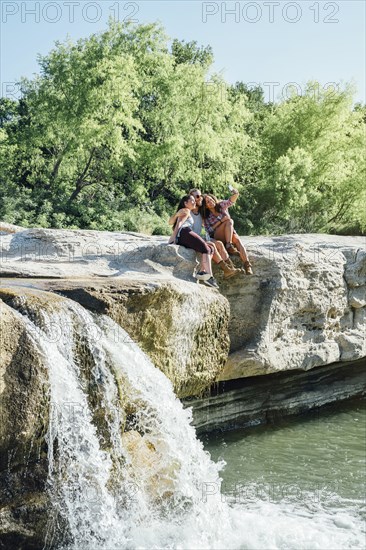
229 189 239 204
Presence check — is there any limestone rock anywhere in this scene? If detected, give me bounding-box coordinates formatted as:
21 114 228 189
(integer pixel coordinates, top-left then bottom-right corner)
349 287 366 308
217 235 366 380
1 227 365 382
0 301 50 549
0 222 24 235
0 226 365 547
33 278 230 398
185 358 366 434
122 430 179 501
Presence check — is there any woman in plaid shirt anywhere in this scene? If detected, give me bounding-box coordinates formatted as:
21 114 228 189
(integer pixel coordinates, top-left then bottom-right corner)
202 189 253 275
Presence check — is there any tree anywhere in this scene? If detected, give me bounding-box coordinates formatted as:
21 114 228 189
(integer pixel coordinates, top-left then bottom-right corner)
1 23 364 235
241 83 366 234
0 20 251 232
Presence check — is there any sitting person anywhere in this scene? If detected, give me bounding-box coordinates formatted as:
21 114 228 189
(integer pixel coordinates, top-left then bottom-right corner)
168 195 219 288
201 189 253 275
189 188 242 279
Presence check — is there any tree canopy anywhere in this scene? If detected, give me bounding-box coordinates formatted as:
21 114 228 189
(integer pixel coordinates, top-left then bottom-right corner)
1 21 364 235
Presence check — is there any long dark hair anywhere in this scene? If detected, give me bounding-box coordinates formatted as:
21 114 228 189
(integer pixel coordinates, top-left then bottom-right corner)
201 194 222 219
173 195 192 229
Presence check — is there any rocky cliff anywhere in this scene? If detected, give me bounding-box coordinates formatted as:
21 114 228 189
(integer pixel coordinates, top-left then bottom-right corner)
1 225 365 384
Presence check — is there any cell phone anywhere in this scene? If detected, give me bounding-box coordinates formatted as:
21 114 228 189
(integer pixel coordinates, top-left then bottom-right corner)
228 184 235 193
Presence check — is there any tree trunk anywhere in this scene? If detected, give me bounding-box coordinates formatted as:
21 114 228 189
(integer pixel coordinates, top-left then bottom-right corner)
67 148 96 204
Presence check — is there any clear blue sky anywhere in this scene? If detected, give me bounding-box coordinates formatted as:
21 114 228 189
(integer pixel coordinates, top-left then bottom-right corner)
1 0 365 103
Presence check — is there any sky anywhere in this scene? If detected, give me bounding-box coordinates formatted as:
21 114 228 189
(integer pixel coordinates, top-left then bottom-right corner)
1 0 365 103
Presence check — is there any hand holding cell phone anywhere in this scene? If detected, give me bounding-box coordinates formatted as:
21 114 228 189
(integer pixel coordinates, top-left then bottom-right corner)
228 184 238 195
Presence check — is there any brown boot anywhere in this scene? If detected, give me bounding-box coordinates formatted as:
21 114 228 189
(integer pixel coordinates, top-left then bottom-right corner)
225 242 240 256
225 257 236 269
243 260 253 275
225 256 246 275
218 260 241 279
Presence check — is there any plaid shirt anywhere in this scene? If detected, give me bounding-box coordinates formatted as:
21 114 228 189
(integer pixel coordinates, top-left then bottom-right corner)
203 199 234 236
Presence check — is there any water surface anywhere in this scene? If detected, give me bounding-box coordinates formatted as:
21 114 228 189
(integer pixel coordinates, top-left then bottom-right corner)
203 399 365 517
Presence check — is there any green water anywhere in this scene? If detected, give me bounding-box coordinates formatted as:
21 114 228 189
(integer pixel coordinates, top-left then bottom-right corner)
203 399 366 512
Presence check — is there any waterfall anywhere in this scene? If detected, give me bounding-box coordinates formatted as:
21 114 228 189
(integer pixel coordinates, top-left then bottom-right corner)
6 290 365 550
9 293 232 549
12 302 130 549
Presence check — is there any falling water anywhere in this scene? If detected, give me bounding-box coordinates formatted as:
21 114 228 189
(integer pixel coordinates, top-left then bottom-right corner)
8 292 365 549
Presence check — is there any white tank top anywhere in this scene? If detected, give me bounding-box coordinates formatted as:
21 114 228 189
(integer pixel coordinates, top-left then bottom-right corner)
177 213 194 238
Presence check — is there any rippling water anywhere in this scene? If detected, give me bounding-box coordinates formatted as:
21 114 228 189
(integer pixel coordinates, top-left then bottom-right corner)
203 399 366 518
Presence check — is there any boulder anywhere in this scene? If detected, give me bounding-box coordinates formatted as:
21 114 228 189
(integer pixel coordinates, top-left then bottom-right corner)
32 278 230 398
217 235 366 379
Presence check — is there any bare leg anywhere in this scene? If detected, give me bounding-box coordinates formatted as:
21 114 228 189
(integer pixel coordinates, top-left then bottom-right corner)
213 219 234 245
211 239 229 261
232 233 250 264
209 238 241 278
200 253 213 276
206 242 223 264
233 233 253 275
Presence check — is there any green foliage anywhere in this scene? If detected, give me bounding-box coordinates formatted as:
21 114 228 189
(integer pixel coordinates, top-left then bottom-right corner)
231 82 366 235
171 39 213 67
0 22 365 236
